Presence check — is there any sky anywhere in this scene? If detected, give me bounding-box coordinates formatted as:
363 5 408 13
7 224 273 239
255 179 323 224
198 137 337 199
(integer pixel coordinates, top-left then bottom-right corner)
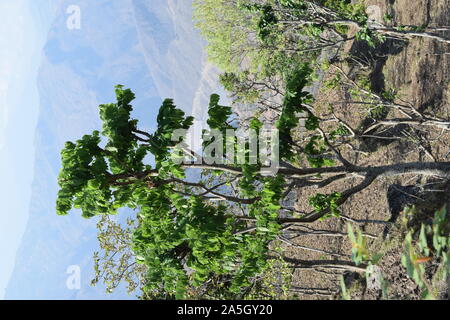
0 0 56 299
0 0 225 300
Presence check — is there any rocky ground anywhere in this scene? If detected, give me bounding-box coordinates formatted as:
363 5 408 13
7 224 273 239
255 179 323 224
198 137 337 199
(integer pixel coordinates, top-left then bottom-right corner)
285 0 449 300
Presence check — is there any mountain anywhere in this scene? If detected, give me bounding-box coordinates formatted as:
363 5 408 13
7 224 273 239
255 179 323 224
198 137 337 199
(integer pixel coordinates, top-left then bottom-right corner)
5 0 222 299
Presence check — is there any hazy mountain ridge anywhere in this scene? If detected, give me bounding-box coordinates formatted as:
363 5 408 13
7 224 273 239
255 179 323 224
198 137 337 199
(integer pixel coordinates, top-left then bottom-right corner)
6 0 222 299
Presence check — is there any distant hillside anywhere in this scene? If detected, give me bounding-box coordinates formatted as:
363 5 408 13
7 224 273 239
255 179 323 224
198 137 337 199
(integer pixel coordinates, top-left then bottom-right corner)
6 0 222 299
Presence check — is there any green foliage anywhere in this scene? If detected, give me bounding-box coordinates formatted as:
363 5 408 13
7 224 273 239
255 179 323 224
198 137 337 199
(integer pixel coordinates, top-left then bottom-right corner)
192 0 449 300
309 192 341 219
431 207 450 256
57 86 292 299
411 24 428 32
133 194 239 298
347 224 370 265
349 228 384 264
402 232 430 297
193 0 256 73
255 4 279 41
206 94 233 131
324 73 342 90
57 130 112 217
56 85 196 218
92 215 147 294
394 24 428 33
276 65 315 161
380 88 397 102
219 72 261 103
244 250 293 299
401 206 449 299
323 0 366 22
151 99 194 166
383 13 393 24
355 27 377 48
304 136 334 168
194 0 319 91
345 224 389 299
329 125 350 140
99 85 137 165
340 275 351 300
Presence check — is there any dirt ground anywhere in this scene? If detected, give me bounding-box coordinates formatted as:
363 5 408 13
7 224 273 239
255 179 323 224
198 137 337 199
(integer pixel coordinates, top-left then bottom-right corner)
286 0 449 300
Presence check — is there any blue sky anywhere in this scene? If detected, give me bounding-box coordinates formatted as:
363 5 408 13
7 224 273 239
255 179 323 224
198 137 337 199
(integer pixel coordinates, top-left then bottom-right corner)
0 0 56 299
0 0 224 300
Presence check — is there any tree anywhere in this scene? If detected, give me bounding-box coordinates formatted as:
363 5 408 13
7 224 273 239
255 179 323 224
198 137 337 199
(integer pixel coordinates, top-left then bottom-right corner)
57 85 285 298
57 78 450 298
241 0 450 47
91 215 147 294
194 0 449 104
193 0 261 73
